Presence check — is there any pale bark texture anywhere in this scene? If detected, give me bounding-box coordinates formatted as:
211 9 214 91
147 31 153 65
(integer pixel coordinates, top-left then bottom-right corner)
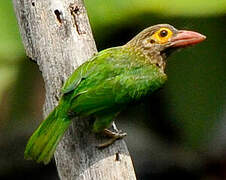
13 0 136 179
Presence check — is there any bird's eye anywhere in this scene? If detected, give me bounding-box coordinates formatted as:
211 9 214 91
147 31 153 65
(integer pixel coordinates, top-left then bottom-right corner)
159 30 168 37
151 27 173 44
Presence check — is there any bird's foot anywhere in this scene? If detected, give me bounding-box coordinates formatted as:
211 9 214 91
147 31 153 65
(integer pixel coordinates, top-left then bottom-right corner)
97 129 127 148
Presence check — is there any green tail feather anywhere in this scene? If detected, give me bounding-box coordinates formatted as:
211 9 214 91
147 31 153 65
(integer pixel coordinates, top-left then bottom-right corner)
24 101 71 164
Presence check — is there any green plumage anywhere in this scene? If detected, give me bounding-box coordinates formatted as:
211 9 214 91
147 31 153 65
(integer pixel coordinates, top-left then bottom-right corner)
24 24 205 164
25 46 166 164
24 96 71 164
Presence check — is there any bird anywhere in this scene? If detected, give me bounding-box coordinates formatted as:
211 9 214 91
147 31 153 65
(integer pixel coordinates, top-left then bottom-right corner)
24 24 206 164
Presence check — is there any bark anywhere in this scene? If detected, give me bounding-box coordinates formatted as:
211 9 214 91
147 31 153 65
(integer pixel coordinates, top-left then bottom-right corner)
12 0 136 179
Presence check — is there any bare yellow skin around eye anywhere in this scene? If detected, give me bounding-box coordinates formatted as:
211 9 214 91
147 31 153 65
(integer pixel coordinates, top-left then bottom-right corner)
151 28 173 44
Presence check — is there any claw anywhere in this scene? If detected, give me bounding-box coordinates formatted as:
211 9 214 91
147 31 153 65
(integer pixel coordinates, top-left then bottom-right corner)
97 129 127 148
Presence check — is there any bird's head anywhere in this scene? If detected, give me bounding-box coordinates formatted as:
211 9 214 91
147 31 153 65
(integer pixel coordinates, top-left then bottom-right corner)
126 24 206 69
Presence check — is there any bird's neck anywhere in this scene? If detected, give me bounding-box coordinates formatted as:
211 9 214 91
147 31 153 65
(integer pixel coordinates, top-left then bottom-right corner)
124 44 166 72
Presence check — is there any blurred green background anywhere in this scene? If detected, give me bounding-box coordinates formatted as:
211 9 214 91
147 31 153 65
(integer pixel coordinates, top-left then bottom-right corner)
0 0 225 179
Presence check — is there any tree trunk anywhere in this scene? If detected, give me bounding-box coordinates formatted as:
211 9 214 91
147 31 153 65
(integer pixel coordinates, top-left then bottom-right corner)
12 0 136 179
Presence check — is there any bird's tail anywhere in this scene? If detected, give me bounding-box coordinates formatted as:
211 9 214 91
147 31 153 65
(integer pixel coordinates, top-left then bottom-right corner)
24 99 71 164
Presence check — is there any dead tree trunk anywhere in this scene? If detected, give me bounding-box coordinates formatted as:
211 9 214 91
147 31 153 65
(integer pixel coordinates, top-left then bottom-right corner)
13 0 136 179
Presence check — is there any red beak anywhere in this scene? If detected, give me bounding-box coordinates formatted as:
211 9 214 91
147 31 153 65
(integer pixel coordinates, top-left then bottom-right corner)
171 30 206 47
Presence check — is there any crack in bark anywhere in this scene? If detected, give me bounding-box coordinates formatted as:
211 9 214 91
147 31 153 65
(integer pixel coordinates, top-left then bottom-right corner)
54 9 63 24
69 3 85 35
115 152 120 161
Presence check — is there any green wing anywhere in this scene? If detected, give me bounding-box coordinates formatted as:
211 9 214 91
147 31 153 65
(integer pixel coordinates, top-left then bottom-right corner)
61 46 167 117
61 48 117 94
70 64 167 116
61 60 93 94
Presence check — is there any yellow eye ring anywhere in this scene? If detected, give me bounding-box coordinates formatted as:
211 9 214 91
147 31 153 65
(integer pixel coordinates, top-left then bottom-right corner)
151 28 173 44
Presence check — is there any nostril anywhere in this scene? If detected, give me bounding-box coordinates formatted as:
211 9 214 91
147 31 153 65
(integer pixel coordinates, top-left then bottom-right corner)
150 39 155 44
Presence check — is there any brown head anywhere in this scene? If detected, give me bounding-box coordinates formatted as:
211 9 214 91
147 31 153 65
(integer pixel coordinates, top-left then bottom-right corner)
126 24 206 70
